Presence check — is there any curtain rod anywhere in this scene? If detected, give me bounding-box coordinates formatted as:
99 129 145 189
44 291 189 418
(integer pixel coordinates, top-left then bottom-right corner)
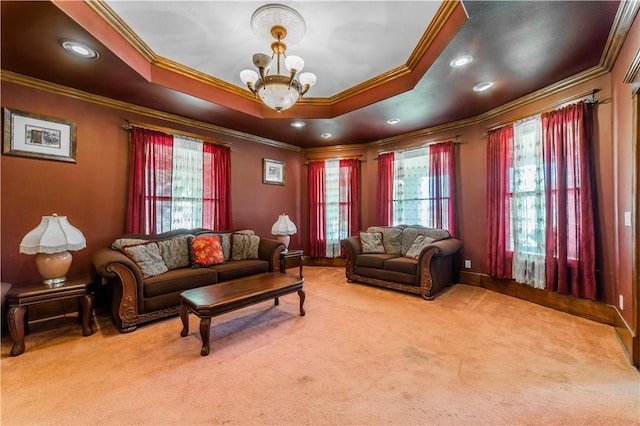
485 89 600 133
375 136 460 158
305 155 364 165
122 120 232 148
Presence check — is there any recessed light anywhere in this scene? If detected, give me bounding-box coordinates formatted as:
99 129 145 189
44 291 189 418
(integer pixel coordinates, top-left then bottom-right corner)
450 55 473 68
62 41 98 59
291 121 305 128
386 118 400 125
473 81 494 92
320 133 332 139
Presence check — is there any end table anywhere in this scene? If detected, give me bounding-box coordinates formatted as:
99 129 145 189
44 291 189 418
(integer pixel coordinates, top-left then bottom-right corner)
280 249 304 278
6 276 95 356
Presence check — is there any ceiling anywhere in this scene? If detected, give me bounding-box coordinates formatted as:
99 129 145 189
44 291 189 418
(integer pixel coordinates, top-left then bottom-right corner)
0 1 630 149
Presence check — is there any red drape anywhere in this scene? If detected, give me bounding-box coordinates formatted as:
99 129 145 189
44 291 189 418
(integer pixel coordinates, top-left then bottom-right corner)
429 141 457 237
308 161 326 257
340 159 360 237
486 125 514 279
203 143 232 230
542 101 596 299
127 127 173 234
377 152 394 225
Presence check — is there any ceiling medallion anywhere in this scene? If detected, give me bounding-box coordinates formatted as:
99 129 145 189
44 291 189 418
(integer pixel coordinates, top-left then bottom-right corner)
240 4 317 113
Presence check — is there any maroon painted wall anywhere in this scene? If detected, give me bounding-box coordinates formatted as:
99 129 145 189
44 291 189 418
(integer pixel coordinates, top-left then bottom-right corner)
1 82 302 284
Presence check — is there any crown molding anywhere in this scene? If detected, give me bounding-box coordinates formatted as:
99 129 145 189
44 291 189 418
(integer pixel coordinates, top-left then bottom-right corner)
599 0 640 71
0 70 303 153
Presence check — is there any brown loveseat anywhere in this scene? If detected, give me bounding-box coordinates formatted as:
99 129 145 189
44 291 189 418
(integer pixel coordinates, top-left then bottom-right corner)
341 225 462 300
92 228 284 332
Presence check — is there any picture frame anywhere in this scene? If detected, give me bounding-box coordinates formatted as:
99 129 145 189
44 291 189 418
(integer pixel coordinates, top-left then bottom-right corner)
3 108 77 163
263 158 285 185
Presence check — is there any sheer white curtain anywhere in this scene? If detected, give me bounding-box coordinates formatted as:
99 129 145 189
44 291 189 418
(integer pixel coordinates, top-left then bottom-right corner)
511 116 546 288
324 160 341 257
170 136 203 230
392 147 430 225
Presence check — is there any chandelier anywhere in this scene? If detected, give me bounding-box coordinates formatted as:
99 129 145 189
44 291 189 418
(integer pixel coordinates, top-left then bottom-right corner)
240 4 317 113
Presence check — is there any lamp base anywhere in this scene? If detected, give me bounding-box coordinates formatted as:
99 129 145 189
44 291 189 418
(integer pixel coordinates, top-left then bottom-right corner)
35 251 71 286
275 235 291 253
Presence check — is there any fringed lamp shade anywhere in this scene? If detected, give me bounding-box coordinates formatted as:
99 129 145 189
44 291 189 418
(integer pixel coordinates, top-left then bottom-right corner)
20 214 86 285
271 214 297 253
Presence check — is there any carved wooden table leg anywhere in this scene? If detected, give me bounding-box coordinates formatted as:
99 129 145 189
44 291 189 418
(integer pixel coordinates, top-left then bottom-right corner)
199 317 212 356
179 305 189 337
8 306 27 356
80 293 94 336
298 289 306 316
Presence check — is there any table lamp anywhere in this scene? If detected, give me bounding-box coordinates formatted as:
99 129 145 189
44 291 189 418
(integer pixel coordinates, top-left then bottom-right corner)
19 214 86 286
271 214 297 253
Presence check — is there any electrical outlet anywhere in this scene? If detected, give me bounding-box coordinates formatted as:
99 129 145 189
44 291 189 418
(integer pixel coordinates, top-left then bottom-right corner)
619 294 624 310
624 211 631 227
464 259 471 268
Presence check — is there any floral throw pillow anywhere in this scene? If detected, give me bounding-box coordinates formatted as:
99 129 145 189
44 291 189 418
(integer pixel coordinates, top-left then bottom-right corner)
189 235 225 268
122 242 168 278
405 235 436 259
360 232 385 254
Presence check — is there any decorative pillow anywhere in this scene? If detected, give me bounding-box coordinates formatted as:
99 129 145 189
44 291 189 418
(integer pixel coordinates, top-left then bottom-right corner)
231 233 260 260
367 226 403 255
405 235 436 259
189 235 225 268
121 242 168 278
111 238 147 252
198 233 231 261
157 235 191 270
360 232 385 254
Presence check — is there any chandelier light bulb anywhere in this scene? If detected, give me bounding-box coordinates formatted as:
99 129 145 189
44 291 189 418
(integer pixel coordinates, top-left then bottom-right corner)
240 69 259 86
299 72 316 87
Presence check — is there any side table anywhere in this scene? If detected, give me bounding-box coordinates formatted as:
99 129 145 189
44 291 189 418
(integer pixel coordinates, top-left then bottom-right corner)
280 249 304 278
6 277 95 356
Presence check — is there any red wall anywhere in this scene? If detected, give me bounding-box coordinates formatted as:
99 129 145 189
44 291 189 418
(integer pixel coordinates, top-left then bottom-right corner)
1 82 302 284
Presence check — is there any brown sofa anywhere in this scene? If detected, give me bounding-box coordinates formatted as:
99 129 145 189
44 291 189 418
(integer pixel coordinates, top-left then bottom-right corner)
92 228 284 332
341 225 462 300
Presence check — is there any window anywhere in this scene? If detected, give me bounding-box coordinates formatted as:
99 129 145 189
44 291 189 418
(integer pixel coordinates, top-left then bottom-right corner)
127 126 231 234
379 142 456 235
486 101 596 299
308 159 359 258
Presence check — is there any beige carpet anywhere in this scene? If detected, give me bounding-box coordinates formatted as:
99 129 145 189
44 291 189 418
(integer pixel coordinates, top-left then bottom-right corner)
1 266 638 425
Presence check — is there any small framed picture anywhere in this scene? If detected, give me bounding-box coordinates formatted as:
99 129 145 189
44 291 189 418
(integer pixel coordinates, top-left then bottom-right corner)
3 108 77 163
263 158 285 185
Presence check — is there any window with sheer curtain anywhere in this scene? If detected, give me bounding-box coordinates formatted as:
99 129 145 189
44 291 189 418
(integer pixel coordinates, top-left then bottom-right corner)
126 126 231 234
381 142 456 235
308 159 360 258
486 101 596 299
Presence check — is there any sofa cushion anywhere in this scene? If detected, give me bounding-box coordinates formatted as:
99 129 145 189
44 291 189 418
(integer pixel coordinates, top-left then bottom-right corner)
198 232 231 261
189 235 225 267
355 253 398 269
384 256 418 275
111 238 148 251
367 226 403 255
122 242 168 278
211 259 269 281
360 232 385 253
405 235 436 259
231 233 260 260
353 266 417 286
157 235 191 270
144 267 218 298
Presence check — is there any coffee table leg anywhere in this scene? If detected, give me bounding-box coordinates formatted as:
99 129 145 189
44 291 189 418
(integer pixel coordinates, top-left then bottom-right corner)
179 305 189 337
8 306 26 356
81 294 94 336
298 289 306 316
199 317 212 356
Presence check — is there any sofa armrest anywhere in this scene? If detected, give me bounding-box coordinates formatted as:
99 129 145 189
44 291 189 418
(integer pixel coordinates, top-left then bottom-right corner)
419 238 462 259
341 237 361 280
92 247 145 332
258 238 285 272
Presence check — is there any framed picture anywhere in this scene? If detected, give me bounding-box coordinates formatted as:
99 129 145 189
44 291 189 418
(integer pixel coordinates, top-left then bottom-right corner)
3 108 77 163
263 158 285 185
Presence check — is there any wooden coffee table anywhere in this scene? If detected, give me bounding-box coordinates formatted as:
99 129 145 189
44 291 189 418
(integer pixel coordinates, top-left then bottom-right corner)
179 272 305 356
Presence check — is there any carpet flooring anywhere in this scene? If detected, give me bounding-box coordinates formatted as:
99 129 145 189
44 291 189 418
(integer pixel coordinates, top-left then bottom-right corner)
1 266 638 425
